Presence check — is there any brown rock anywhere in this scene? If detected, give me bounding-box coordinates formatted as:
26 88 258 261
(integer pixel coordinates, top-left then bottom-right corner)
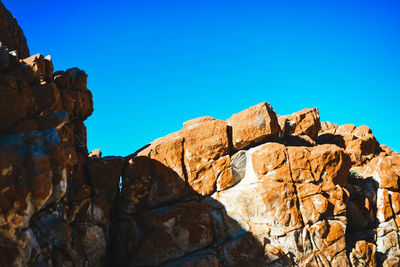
216 165 234 191
377 188 394 223
123 202 213 266
318 122 379 166
383 257 400 267
353 125 372 138
336 123 356 135
22 54 53 82
227 102 280 150
54 68 88 91
278 107 321 140
0 83 28 133
121 156 185 214
182 118 230 195
32 82 63 117
350 240 377 267
0 128 73 229
252 142 289 178
223 232 263 266
60 87 93 120
309 144 351 190
298 193 329 224
359 155 400 191
320 121 338 134
0 2 29 58
88 156 124 200
137 133 185 180
81 225 107 267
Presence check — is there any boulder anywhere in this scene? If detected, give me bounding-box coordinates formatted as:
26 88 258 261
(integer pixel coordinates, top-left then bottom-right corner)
278 107 320 140
0 2 29 58
227 102 280 150
349 241 377 267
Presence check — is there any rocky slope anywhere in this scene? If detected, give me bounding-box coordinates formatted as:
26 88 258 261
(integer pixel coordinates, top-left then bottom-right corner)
1 2 400 266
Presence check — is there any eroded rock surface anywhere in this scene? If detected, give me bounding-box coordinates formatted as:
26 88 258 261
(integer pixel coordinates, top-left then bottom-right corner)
1 1 400 266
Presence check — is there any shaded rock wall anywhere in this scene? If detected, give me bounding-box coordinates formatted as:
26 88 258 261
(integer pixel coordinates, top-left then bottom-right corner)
1 2 400 266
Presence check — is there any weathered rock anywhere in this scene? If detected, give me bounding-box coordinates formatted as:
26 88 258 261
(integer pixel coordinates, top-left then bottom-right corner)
209 142 351 266
182 118 230 195
2 3 400 266
227 102 280 150
88 155 124 201
117 202 213 266
81 225 107 267
121 155 186 214
278 107 320 140
349 240 377 267
22 54 53 82
223 232 263 266
318 122 380 166
0 2 29 58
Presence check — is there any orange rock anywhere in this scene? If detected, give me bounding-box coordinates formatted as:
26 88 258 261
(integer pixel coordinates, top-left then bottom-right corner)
318 123 380 166
138 133 185 179
298 193 329 224
182 119 230 195
122 156 186 214
227 102 280 150
287 146 315 183
360 155 400 191
252 143 290 180
391 192 400 214
137 118 231 197
216 164 234 191
377 188 394 222
353 125 372 138
350 240 377 267
309 144 351 190
278 107 321 140
336 123 356 135
320 121 338 134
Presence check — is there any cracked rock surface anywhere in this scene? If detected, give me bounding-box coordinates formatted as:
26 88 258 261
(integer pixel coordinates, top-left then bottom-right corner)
1 1 400 266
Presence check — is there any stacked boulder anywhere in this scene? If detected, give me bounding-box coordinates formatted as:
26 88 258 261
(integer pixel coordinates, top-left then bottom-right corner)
114 102 399 266
0 2 122 266
1 1 400 266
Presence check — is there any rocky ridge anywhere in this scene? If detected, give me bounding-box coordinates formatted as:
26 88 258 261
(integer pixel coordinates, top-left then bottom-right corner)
1 2 400 266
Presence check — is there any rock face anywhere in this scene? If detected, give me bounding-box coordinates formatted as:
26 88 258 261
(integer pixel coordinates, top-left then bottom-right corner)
0 3 29 58
1 1 400 266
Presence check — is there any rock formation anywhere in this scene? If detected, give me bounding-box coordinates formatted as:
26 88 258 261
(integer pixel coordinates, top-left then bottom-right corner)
1 1 400 266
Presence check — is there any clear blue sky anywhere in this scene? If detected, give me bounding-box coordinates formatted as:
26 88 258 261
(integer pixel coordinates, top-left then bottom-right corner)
5 0 400 155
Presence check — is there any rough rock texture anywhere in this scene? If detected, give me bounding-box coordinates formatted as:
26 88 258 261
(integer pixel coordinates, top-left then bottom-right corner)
0 2 117 265
1 2 400 266
0 3 29 58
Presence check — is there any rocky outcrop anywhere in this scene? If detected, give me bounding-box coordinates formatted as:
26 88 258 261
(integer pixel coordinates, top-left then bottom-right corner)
0 3 29 59
1 1 400 266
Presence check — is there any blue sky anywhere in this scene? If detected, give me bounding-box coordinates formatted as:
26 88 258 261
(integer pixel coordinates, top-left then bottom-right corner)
5 0 400 155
